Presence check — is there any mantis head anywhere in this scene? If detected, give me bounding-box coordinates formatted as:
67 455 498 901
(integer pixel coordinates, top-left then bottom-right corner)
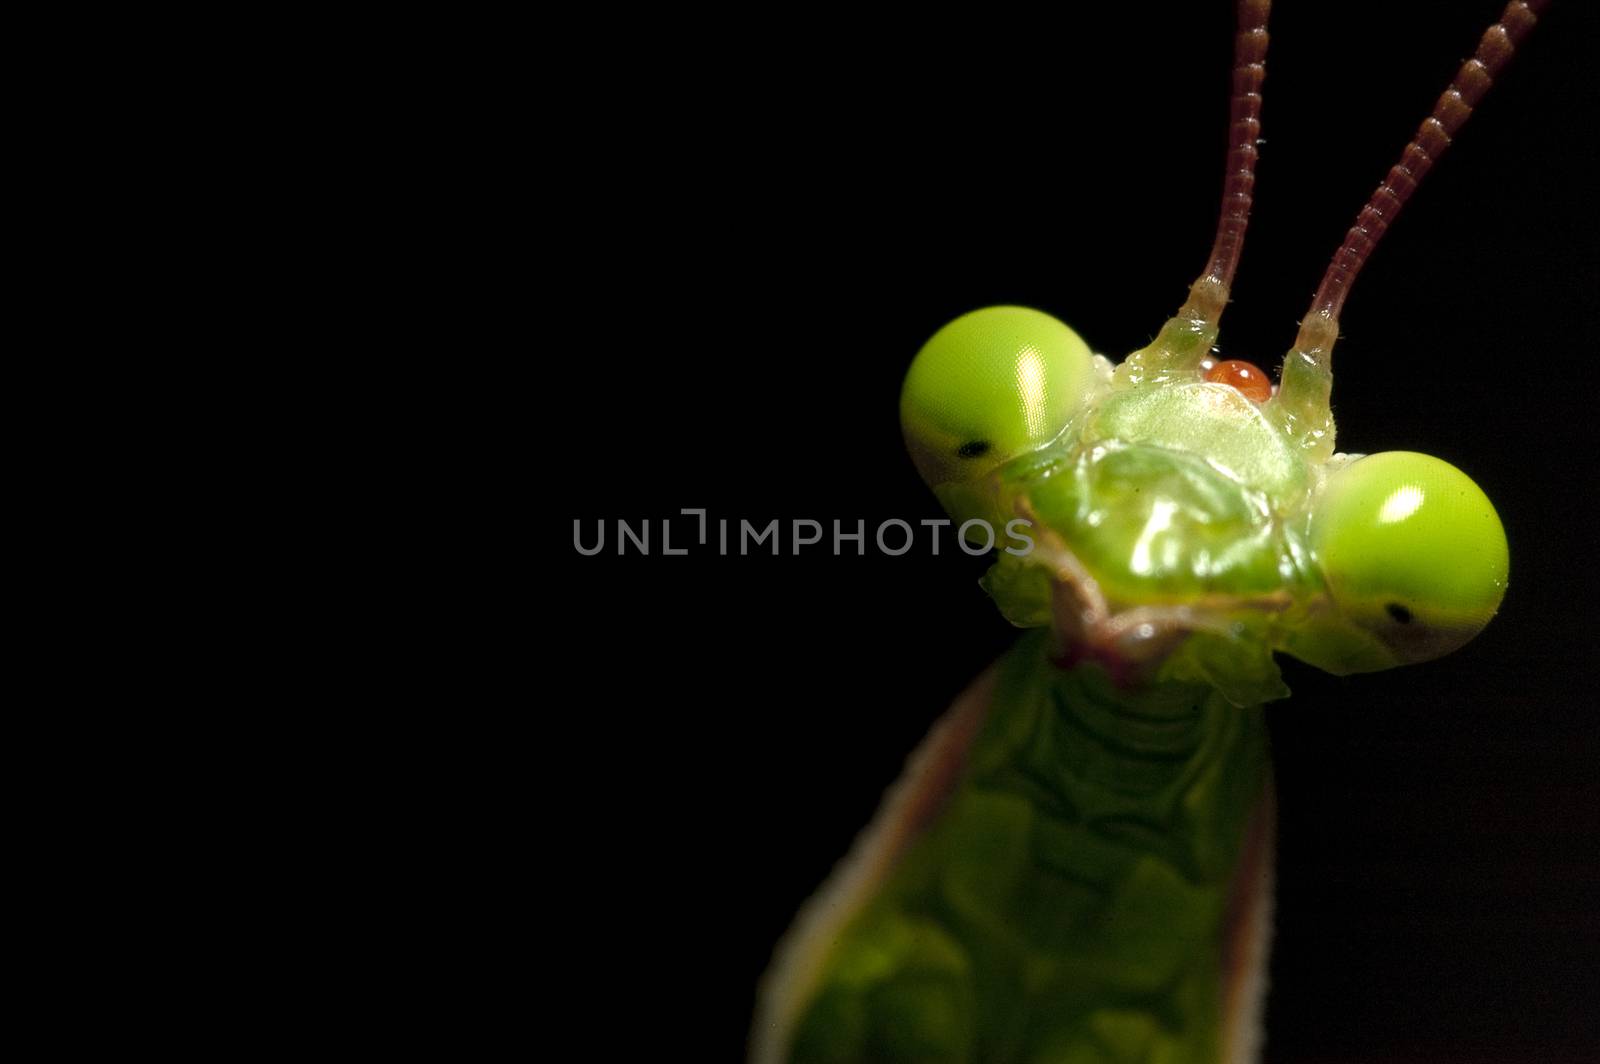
900 0 1532 693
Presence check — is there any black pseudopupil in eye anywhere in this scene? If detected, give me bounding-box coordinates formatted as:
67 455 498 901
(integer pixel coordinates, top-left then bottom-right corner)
957 440 991 459
1386 602 1414 624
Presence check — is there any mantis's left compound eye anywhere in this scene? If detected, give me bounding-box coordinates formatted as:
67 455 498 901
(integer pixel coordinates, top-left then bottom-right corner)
900 306 1095 492
1311 451 1509 665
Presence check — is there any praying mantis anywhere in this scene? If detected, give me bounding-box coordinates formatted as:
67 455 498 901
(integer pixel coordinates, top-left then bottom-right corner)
748 1 1554 1060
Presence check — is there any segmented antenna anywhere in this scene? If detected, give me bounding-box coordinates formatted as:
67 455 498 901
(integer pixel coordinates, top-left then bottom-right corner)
1117 0 1271 385
1302 0 1549 330
1186 0 1272 321
1273 0 1549 458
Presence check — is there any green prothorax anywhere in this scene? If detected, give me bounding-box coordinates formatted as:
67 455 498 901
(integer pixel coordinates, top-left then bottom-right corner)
900 305 1509 693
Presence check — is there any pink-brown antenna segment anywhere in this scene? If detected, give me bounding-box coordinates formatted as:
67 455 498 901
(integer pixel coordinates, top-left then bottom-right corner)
1118 0 1272 386
1273 0 1549 459
1297 0 1549 337
1183 0 1272 323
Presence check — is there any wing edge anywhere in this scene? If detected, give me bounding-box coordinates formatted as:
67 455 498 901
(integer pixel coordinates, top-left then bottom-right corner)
748 664 1000 1064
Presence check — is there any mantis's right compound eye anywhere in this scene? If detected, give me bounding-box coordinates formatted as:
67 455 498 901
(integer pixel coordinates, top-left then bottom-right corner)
899 306 1096 493
1311 451 1509 665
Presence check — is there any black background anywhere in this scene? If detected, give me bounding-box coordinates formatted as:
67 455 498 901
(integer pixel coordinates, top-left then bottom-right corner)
545 2 1598 1059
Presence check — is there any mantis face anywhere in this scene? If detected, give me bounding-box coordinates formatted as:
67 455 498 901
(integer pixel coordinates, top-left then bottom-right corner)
895 0 1541 699
901 303 1508 696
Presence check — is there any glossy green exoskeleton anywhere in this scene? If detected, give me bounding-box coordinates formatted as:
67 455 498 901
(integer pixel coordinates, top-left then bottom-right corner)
753 1 1542 1061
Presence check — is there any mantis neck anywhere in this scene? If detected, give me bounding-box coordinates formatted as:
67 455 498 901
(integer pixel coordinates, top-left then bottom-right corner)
911 629 1275 1058
778 631 1276 1062
971 631 1271 891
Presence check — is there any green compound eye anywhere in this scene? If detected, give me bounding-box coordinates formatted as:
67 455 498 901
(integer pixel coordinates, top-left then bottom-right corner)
1311 451 1509 665
901 306 1096 492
